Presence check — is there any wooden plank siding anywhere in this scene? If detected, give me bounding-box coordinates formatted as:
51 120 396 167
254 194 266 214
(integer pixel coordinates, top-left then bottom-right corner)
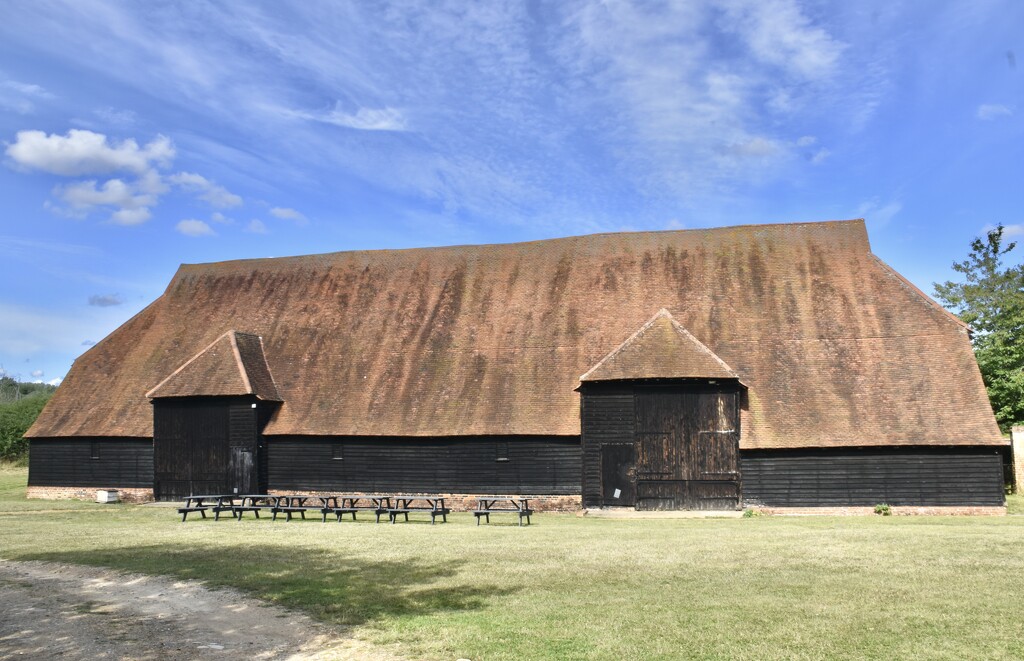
741 448 1006 507
153 396 263 499
28 438 153 488
265 436 580 494
580 384 634 507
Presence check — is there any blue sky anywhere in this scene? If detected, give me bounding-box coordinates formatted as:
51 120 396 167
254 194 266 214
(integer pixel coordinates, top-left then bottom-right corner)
1 1 1021 384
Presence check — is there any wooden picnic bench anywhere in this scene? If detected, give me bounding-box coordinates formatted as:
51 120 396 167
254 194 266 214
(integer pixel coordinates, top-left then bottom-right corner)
322 495 392 523
387 495 450 524
473 496 534 526
272 495 325 521
233 495 279 520
179 495 233 522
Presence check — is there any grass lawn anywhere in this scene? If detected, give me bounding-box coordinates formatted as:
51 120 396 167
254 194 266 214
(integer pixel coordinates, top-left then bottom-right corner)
2 466 1023 661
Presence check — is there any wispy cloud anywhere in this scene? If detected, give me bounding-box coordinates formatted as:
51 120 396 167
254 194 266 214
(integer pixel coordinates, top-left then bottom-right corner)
270 207 307 223
168 172 242 208
858 198 903 227
175 219 216 237
977 104 1012 120
279 103 408 131
982 223 1024 238
246 219 268 234
87 294 124 307
0 236 99 259
0 75 55 114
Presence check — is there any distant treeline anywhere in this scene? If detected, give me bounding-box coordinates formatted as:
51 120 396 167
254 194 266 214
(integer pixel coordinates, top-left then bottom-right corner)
0 377 56 461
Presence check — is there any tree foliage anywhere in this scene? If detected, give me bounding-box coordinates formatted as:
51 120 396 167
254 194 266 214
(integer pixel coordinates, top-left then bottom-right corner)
934 224 1024 433
0 391 52 461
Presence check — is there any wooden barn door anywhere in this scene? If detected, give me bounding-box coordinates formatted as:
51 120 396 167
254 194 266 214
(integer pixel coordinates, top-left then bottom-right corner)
154 400 230 500
601 444 636 506
634 386 740 510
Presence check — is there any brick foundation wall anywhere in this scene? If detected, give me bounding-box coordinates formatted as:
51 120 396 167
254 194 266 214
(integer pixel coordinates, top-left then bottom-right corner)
752 505 1006 516
26 486 154 504
268 490 582 512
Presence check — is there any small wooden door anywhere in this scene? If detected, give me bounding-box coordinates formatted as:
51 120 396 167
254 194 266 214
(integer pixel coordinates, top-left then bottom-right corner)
634 386 740 510
601 444 636 506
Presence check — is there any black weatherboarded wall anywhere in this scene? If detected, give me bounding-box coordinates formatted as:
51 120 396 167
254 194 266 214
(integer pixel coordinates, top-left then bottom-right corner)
741 447 1005 507
266 436 580 494
28 438 153 488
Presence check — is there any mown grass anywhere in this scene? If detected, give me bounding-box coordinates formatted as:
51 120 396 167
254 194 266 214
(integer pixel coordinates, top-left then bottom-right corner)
2 467 1024 660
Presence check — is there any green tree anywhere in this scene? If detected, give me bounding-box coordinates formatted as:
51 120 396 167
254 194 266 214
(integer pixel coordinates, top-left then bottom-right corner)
0 392 53 461
934 224 1024 433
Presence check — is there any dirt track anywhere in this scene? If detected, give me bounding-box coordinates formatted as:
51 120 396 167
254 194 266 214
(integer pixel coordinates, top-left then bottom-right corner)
0 560 403 660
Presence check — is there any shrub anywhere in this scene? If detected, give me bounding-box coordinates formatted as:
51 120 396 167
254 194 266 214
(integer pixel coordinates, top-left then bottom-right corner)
874 503 892 516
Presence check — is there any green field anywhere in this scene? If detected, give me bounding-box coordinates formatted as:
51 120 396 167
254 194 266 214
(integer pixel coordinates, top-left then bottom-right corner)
2 466 1023 660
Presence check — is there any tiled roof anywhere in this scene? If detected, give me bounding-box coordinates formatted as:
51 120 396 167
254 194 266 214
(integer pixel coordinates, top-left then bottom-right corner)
581 309 740 382
28 219 1005 448
145 331 281 401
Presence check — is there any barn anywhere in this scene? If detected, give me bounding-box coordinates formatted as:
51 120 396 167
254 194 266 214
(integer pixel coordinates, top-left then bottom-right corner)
25 219 1008 511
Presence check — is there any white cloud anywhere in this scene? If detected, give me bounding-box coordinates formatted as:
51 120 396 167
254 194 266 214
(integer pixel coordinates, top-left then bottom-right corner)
977 104 1012 120
810 148 830 165
722 0 845 80
168 171 242 208
982 223 1024 238
279 103 407 131
857 199 903 227
47 377 63 386
0 76 54 114
5 129 173 176
796 135 817 147
246 218 268 234
210 211 233 224
81 340 96 347
30 369 43 378
175 218 216 237
8 128 246 228
727 137 780 158
270 207 307 222
55 178 158 225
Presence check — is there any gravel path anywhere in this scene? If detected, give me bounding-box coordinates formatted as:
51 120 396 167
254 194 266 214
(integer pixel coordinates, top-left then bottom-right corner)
0 560 405 660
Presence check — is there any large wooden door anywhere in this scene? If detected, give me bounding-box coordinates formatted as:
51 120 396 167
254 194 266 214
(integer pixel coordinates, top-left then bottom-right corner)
634 386 740 510
154 400 231 500
601 444 636 506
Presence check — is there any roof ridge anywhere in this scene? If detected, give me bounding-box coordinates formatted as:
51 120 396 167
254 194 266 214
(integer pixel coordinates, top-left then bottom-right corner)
145 330 238 398
228 331 253 395
170 219 868 274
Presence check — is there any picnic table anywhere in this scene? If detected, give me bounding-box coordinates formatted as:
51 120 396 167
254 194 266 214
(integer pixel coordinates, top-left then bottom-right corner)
322 495 392 523
387 495 450 524
272 494 331 521
232 494 279 520
473 496 534 526
178 495 238 522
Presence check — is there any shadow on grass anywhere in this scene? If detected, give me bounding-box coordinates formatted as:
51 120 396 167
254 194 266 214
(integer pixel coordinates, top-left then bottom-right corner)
19 543 519 626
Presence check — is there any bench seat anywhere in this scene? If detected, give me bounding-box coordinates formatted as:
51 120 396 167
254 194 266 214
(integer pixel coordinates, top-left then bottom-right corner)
473 508 534 526
177 506 208 522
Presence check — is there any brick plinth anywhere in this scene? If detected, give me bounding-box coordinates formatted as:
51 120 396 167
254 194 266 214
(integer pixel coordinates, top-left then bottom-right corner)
752 505 1006 516
26 486 154 504
268 490 582 512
